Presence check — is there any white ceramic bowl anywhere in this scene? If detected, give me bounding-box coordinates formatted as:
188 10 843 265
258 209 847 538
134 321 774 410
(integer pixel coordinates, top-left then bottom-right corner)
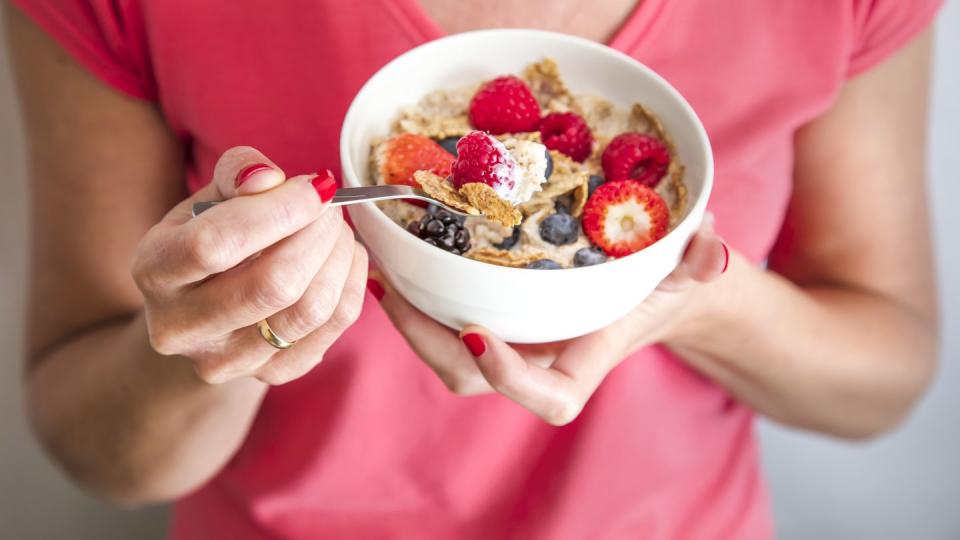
340 29 712 343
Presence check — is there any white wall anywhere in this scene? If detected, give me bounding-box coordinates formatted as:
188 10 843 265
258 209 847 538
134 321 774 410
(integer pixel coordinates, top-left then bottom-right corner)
1 5 957 539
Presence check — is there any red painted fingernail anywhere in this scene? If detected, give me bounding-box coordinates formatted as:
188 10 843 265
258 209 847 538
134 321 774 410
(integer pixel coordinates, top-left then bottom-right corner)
366 278 384 301
312 169 337 203
461 333 486 357
721 242 730 273
235 163 273 188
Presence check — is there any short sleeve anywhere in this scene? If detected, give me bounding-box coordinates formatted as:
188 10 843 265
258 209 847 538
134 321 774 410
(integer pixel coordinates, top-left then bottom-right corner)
847 0 944 78
10 0 156 100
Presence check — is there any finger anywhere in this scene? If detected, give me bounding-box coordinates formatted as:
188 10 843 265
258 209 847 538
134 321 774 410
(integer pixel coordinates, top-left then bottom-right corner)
165 146 287 224
658 221 729 291
174 206 346 339
261 222 359 342
372 269 492 395
145 172 337 287
193 244 369 385
463 325 622 425
255 245 369 385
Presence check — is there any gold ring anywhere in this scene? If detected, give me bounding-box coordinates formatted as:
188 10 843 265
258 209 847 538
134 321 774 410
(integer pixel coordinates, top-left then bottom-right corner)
256 319 295 350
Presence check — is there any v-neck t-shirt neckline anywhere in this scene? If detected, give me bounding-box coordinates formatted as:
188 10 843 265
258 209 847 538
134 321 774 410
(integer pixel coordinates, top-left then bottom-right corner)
388 0 667 53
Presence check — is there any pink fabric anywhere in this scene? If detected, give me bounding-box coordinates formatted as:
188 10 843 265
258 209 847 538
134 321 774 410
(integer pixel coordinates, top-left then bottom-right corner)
13 0 942 538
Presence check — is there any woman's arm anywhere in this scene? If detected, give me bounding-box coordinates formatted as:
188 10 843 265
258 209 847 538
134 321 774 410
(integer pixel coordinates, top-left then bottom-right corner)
671 30 938 438
372 30 937 438
6 5 366 505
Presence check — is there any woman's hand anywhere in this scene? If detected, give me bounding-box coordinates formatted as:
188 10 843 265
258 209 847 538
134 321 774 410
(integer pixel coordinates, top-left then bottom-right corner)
372 217 728 424
132 146 369 385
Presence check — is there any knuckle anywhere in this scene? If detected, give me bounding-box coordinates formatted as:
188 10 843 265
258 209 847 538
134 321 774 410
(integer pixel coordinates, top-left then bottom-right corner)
542 399 583 426
130 233 164 293
482 364 515 395
130 257 155 294
194 361 234 385
298 294 337 330
183 222 233 274
273 196 305 229
146 322 181 356
258 359 315 386
441 373 487 396
331 289 364 329
251 265 307 311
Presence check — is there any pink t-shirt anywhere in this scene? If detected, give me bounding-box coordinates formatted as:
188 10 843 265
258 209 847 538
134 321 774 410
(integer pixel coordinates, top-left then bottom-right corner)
14 1 941 538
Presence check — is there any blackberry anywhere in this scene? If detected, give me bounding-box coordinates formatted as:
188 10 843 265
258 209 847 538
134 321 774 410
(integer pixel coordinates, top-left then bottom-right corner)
409 207 470 255
427 203 466 224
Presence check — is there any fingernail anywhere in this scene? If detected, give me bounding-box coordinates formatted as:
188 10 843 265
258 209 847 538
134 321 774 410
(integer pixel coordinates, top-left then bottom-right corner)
235 163 273 188
366 278 384 301
461 333 486 357
721 242 729 273
312 169 337 203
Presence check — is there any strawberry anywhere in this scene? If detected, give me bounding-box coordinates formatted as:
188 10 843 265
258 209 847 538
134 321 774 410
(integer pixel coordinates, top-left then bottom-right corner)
468 76 541 135
540 112 593 162
379 133 455 188
601 133 670 187
581 180 669 257
450 131 517 197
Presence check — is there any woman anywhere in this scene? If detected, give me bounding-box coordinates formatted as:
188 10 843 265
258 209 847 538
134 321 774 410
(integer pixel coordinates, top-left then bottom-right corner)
6 0 941 538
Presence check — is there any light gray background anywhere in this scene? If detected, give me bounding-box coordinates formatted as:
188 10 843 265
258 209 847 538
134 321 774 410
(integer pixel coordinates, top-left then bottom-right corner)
1 4 957 539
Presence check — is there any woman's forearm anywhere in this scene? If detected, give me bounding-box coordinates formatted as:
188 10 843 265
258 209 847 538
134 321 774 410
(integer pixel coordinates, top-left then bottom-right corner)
671 253 937 439
26 311 267 506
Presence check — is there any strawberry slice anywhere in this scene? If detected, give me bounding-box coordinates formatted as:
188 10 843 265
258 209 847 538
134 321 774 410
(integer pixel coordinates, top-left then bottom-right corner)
581 180 669 257
379 133 455 188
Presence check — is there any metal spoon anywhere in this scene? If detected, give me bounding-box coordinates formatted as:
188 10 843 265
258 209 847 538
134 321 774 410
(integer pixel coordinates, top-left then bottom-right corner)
191 184 472 218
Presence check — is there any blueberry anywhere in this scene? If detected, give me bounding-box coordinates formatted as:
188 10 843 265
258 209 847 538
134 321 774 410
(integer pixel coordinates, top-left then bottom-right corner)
539 213 580 245
494 227 521 250
587 175 605 197
544 149 554 179
573 247 607 267
438 136 461 157
526 259 563 270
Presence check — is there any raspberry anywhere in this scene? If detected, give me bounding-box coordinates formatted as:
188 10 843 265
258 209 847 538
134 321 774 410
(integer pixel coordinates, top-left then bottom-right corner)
539 112 593 162
468 76 541 135
450 131 517 197
379 133 455 188
581 180 669 257
601 133 671 187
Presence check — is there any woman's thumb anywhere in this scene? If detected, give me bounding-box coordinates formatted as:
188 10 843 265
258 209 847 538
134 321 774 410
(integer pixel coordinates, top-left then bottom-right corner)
211 145 286 198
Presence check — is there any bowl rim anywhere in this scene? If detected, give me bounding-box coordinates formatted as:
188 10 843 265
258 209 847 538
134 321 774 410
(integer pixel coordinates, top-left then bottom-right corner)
339 28 713 276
